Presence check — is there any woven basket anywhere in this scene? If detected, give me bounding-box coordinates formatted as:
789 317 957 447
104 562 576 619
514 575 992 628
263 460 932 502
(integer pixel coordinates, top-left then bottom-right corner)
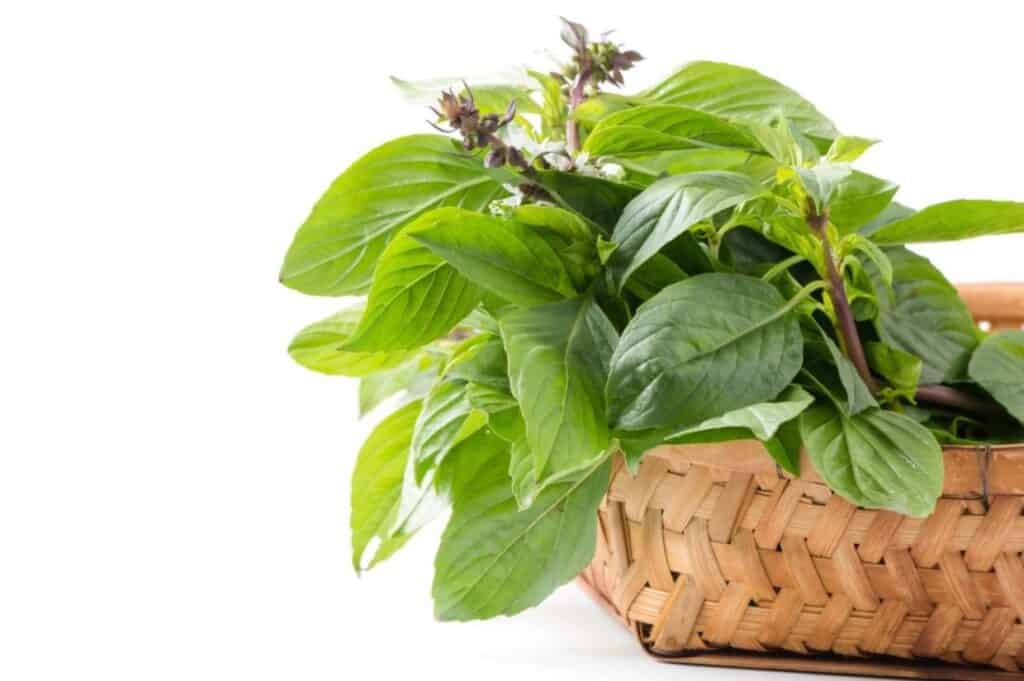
579 283 1024 680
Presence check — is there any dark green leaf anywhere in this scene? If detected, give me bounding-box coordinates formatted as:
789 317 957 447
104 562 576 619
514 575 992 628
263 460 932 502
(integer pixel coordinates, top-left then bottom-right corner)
608 172 763 290
534 170 640 231
969 331 1024 425
800 402 943 517
870 247 978 383
280 135 508 296
607 273 804 431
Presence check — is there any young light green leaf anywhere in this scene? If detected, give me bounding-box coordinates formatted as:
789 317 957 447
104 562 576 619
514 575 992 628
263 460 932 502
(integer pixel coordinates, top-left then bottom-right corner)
432 453 610 621
351 400 421 572
607 171 763 290
500 296 617 488
796 162 851 212
584 104 760 157
343 222 481 352
870 200 1024 244
843 234 893 286
869 247 978 383
826 136 878 163
411 378 487 483
866 342 922 401
800 402 943 517
607 273 804 431
280 135 508 296
411 208 577 304
640 61 839 145
969 331 1024 425
288 305 415 376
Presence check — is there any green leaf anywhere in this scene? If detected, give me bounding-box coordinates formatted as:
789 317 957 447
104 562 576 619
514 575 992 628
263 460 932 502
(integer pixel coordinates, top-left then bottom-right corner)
432 453 610 621
816 325 878 415
796 162 851 212
607 273 804 431
826 136 878 163
640 61 838 146
411 378 487 483
342 221 482 352
829 171 899 232
584 104 760 157
607 172 763 290
534 170 640 230
666 385 814 442
500 296 617 488
351 400 421 572
800 402 943 517
870 200 1024 244
411 208 577 305
969 331 1024 425
288 304 415 376
870 247 978 383
528 70 567 139
866 342 922 401
512 205 599 290
358 352 441 416
508 436 538 509
625 253 688 299
444 334 509 391
280 135 508 296
765 419 803 476
858 202 915 237
842 233 892 286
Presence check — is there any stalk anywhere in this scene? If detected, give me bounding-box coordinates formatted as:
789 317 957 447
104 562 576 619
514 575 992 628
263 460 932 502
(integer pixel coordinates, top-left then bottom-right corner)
807 212 999 419
808 212 879 393
565 77 586 156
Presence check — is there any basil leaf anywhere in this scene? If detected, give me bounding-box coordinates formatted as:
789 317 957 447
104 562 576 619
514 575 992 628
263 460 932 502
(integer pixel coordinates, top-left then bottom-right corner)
288 304 415 376
870 247 978 383
444 334 509 391
829 171 899 232
817 326 877 415
584 104 760 157
765 418 804 476
858 202 916 237
432 454 610 621
411 378 487 483
969 331 1024 425
500 296 617 488
411 208 577 304
512 205 600 290
800 402 943 518
607 273 804 431
870 200 1024 244
343 222 481 352
796 162 851 210
351 401 421 572
534 170 640 230
826 136 878 163
280 135 507 296
666 385 814 442
866 341 922 401
608 171 763 290
358 353 441 417
640 61 838 146
508 436 538 509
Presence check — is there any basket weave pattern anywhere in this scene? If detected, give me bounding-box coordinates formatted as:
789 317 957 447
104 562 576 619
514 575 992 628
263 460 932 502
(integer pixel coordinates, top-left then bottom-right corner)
579 284 1024 674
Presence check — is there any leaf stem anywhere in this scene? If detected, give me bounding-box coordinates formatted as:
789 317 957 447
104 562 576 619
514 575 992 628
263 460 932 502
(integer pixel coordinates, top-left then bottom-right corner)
808 212 879 393
915 384 1003 418
565 76 586 156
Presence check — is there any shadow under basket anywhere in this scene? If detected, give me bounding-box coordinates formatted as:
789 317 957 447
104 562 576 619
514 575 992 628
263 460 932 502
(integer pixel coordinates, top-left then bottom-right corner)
577 284 1024 680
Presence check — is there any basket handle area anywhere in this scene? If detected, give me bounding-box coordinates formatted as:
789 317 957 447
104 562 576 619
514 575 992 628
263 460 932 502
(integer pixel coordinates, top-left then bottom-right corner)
958 283 1024 331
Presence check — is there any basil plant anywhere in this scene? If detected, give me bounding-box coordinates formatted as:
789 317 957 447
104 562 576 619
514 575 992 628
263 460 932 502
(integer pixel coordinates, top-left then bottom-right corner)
280 19 1024 621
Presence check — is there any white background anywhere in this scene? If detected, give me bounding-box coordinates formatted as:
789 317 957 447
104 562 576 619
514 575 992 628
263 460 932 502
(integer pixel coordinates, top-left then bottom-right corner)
2 1 1023 679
